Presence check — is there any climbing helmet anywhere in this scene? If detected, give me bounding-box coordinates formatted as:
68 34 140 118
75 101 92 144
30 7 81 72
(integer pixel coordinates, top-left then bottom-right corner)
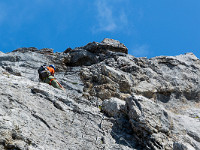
49 64 55 70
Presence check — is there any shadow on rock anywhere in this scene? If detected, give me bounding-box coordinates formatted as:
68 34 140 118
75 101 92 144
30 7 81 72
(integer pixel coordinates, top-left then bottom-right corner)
110 116 141 150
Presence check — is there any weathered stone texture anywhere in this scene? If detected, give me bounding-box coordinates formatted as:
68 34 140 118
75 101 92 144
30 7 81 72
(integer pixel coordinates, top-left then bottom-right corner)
0 39 200 150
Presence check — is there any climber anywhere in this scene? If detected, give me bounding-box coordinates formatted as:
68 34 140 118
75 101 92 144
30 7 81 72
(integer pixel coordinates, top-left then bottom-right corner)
38 64 65 90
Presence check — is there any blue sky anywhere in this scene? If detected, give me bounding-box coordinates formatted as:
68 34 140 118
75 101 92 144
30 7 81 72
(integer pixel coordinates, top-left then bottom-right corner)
0 0 199 58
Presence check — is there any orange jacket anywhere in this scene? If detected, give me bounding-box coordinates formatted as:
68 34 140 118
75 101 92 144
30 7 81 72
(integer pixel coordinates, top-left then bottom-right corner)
47 67 55 76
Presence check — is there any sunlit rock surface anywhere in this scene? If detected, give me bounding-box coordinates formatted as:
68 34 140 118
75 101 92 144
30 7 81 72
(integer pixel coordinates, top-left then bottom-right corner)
0 39 200 150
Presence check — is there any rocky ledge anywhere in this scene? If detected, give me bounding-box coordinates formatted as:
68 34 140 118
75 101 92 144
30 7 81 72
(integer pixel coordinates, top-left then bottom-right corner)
0 38 199 150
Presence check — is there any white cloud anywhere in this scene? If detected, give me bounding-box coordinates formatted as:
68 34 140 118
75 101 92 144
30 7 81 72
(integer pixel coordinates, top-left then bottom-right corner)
119 11 128 26
93 0 129 33
95 0 116 32
130 45 149 57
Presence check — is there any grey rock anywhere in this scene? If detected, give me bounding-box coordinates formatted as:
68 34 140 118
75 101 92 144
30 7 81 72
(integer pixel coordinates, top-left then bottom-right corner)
63 49 98 66
0 39 200 149
102 97 126 117
39 48 54 54
80 63 132 100
82 38 128 54
12 47 38 53
0 73 135 149
173 142 196 150
126 95 173 149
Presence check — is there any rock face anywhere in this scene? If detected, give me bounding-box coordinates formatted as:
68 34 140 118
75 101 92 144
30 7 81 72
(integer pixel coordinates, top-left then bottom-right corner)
0 39 200 150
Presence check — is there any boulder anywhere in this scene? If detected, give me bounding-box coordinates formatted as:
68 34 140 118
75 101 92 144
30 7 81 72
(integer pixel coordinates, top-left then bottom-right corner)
63 49 98 66
102 97 126 117
126 95 173 149
82 38 128 54
39 48 54 54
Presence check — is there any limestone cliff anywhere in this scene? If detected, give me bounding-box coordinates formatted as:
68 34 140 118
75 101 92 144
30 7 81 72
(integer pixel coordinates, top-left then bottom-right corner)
0 38 200 150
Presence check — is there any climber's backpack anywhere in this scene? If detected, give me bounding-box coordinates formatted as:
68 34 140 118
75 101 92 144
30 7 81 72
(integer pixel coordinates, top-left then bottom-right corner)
38 65 51 80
